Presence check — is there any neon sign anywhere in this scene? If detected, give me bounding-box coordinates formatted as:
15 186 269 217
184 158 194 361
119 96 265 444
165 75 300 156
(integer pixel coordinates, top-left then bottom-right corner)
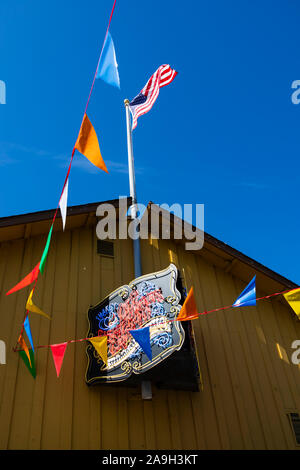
85 264 185 384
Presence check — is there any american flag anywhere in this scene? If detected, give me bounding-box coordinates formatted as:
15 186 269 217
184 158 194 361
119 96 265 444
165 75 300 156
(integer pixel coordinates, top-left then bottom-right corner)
129 64 177 130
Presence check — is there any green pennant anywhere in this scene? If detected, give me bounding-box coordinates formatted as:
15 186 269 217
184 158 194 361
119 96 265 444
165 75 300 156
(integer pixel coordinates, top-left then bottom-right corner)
39 225 53 274
18 348 36 379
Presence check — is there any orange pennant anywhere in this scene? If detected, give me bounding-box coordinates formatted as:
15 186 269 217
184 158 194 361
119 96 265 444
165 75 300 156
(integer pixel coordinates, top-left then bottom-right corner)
75 113 108 172
18 334 32 367
176 286 199 321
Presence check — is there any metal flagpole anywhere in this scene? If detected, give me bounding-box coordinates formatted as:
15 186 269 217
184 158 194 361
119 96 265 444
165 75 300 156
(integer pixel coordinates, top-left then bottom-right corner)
124 99 152 400
124 99 142 278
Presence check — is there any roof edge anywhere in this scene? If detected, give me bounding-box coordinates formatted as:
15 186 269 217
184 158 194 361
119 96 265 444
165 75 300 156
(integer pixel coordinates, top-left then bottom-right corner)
0 198 297 290
147 201 298 290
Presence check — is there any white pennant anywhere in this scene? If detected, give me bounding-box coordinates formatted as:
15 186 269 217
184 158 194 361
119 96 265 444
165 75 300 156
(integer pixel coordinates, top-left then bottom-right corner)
59 179 69 231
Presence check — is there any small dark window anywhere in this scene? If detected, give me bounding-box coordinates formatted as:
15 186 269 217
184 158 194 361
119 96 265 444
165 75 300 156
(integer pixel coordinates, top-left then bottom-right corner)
97 240 114 257
287 412 300 445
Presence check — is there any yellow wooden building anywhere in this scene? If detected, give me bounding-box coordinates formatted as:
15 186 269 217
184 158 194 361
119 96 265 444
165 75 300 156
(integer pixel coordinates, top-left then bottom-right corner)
0 198 299 450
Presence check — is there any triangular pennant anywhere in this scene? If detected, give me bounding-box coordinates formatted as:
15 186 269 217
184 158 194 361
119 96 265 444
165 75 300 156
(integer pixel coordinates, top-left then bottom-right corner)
283 288 300 319
75 114 108 172
39 225 53 274
130 327 152 361
50 342 68 378
23 315 34 353
89 336 108 365
6 262 40 296
96 31 120 88
26 289 51 320
18 348 36 379
18 334 31 367
232 275 256 307
176 286 199 321
59 179 69 231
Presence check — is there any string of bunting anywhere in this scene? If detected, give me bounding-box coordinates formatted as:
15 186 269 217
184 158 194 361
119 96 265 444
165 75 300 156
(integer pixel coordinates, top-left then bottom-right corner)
13 276 300 378
6 0 300 380
7 0 181 379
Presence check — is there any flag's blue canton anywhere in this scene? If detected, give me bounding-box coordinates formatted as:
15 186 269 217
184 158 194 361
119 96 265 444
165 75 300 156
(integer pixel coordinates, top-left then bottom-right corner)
129 92 147 106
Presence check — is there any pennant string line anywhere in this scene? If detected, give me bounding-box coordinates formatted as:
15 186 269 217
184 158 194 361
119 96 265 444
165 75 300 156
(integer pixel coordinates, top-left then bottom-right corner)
15 335 98 352
14 284 298 352
15 151 74 351
14 276 40 352
13 1 117 352
168 286 294 320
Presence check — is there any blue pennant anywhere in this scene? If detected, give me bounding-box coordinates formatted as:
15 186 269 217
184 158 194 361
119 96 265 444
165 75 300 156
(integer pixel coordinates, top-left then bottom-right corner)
96 31 120 88
130 326 152 361
24 315 34 353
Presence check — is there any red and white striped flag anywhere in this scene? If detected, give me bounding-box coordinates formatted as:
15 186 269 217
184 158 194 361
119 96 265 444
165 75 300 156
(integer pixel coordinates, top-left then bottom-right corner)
129 64 177 130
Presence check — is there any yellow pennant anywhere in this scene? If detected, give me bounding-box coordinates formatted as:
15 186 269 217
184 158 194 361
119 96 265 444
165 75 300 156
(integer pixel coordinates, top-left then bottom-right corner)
26 289 51 320
18 334 31 367
283 288 300 319
89 336 107 365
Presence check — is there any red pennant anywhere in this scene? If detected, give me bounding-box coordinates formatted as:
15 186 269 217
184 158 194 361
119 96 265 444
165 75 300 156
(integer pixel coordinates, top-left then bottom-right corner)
6 262 40 296
50 342 68 377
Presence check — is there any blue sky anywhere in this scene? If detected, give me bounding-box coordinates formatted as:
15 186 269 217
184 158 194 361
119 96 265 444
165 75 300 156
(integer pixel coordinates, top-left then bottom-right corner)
0 0 300 284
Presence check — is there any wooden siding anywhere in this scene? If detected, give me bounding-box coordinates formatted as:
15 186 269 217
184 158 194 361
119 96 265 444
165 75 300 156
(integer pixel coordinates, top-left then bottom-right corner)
0 221 299 450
